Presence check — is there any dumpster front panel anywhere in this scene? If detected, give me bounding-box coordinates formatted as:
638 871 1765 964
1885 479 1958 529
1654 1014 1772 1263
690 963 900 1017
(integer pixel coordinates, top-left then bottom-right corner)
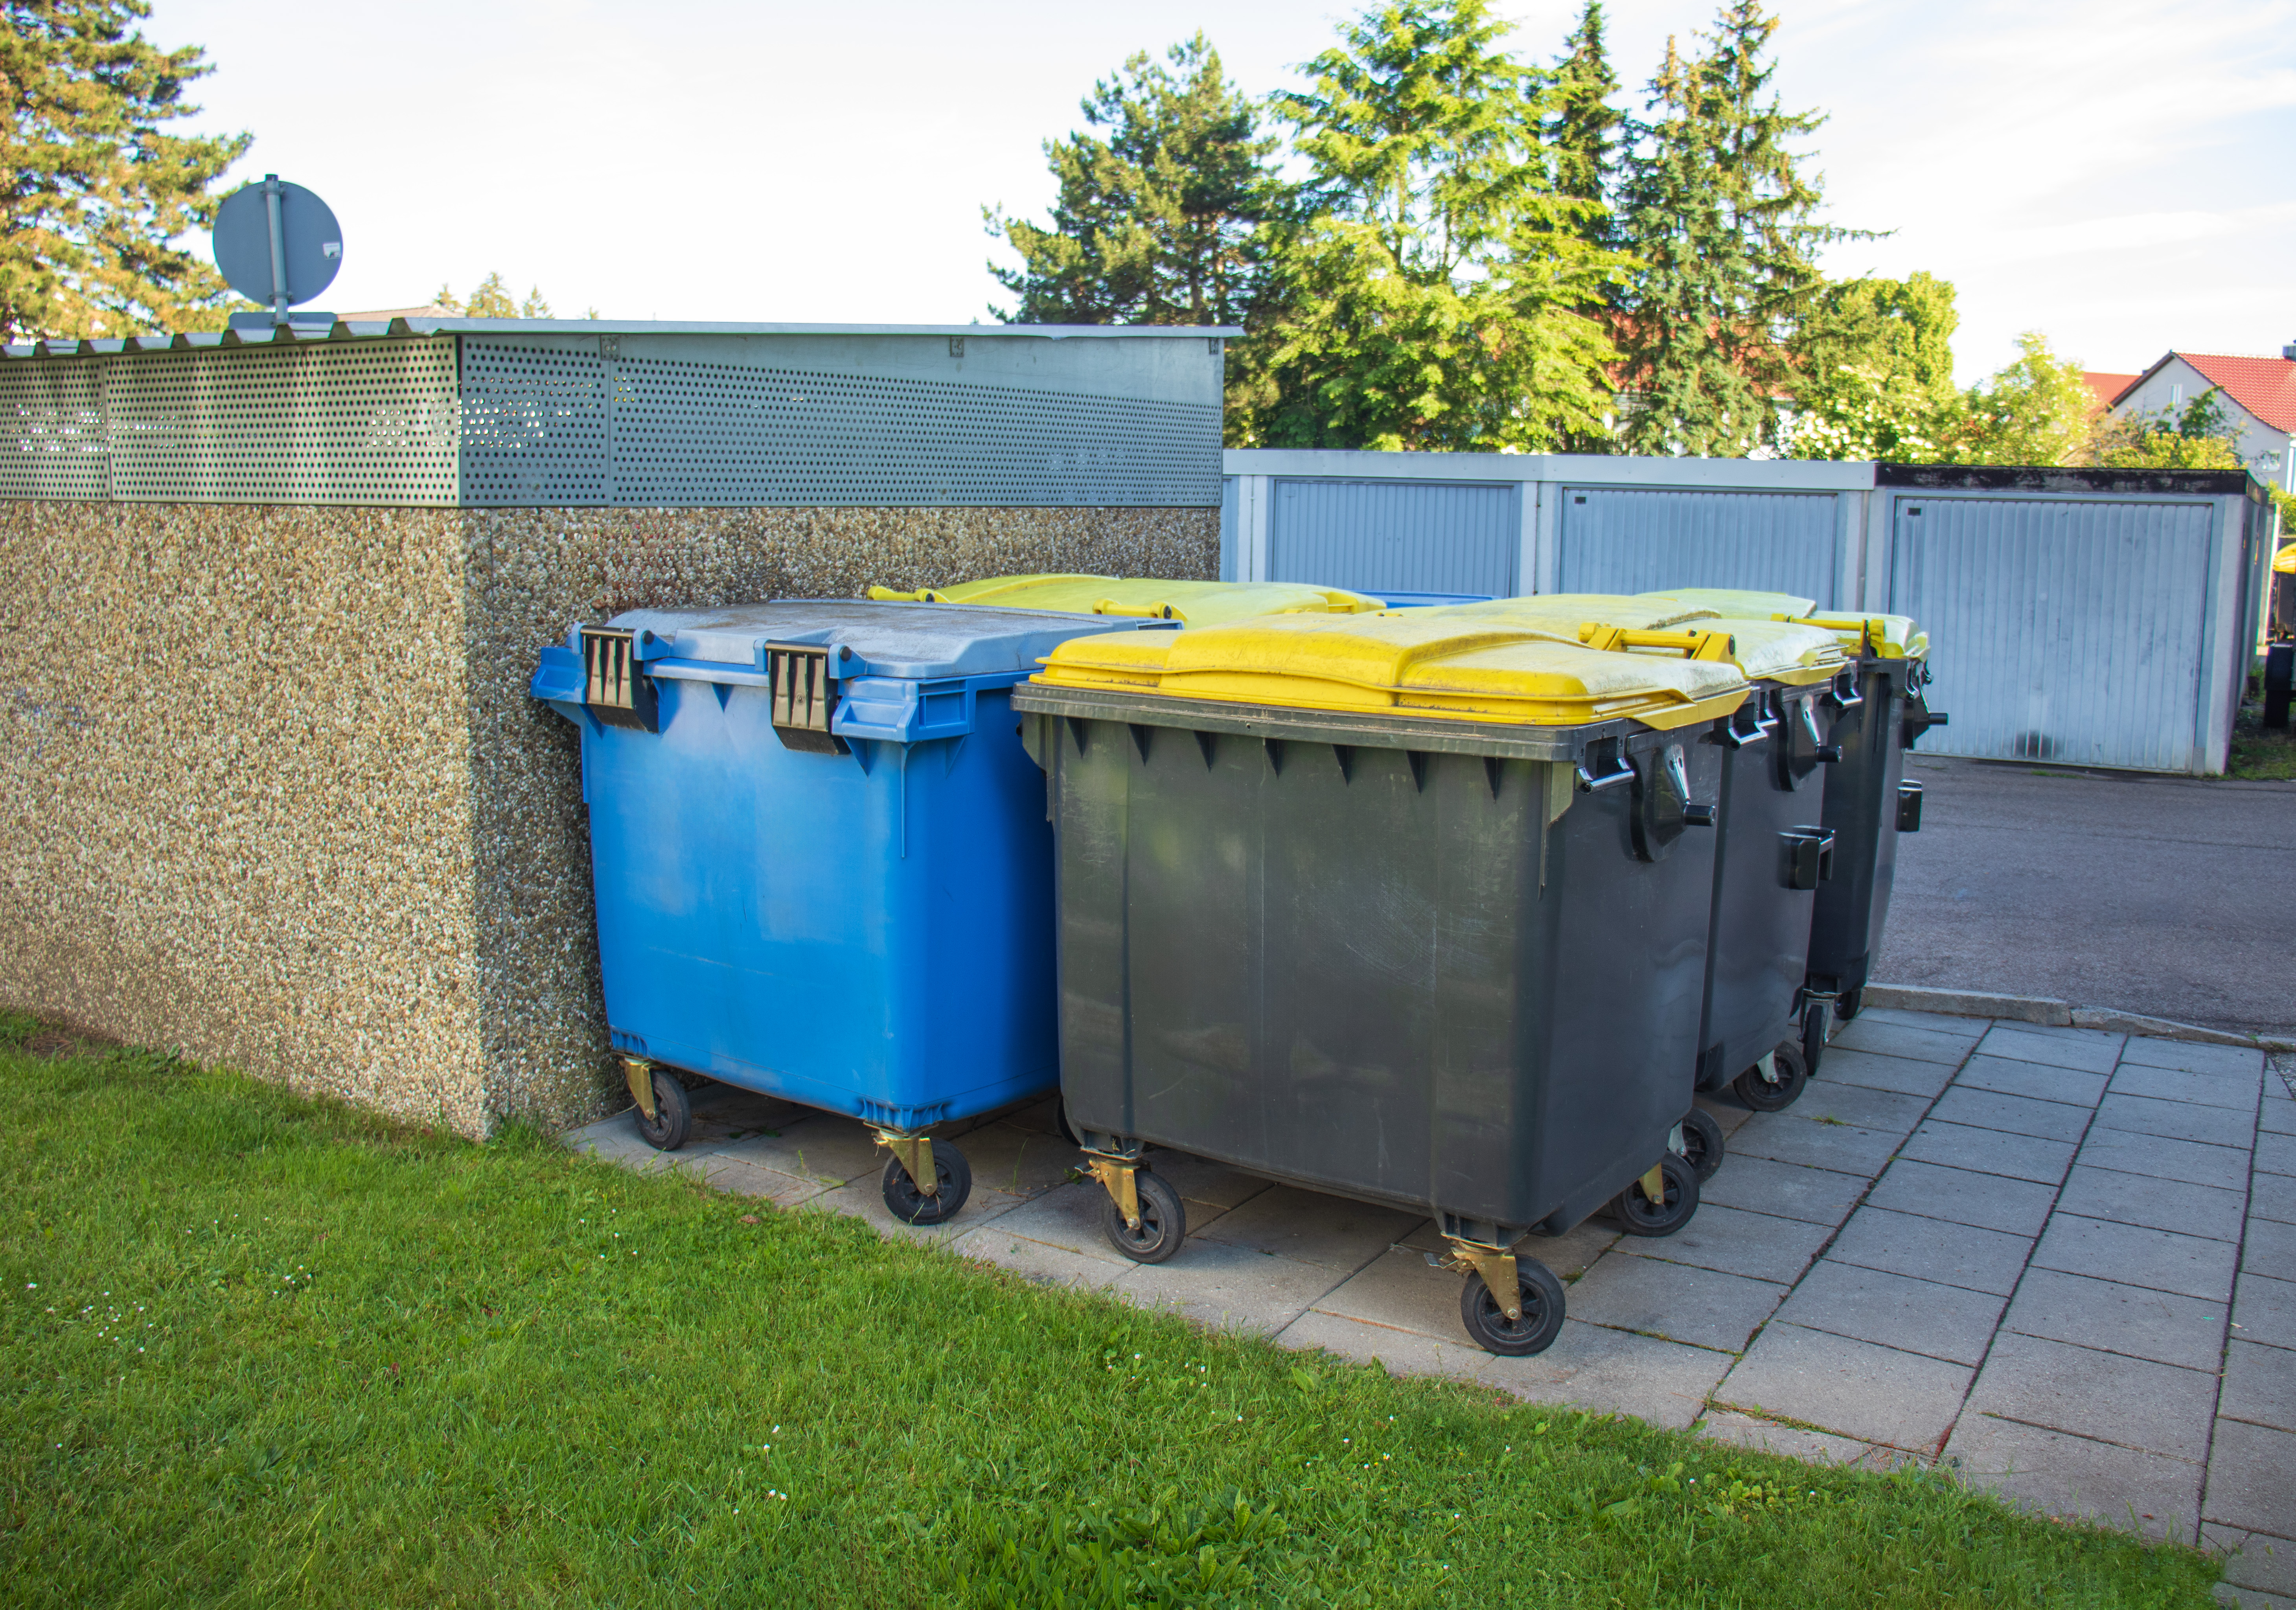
1807 663 1912 1002
1045 711 1717 1233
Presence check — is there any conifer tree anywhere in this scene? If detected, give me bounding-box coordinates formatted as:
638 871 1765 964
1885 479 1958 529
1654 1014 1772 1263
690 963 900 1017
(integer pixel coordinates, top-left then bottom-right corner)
986 35 1289 330
1615 2 1858 456
0 0 250 338
1547 0 1622 250
1252 0 1629 450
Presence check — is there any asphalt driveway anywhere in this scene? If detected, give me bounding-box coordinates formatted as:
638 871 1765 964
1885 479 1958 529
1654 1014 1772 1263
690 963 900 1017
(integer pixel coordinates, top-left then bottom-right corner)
1879 757 2296 1036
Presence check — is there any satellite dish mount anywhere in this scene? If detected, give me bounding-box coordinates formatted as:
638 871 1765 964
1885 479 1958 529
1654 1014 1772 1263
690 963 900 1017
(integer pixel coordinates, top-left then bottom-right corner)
213 174 344 330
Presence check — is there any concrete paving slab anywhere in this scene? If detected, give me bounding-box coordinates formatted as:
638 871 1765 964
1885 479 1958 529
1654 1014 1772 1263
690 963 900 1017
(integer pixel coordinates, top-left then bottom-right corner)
2263 1099 2296 1138
1812 1047 1960 1098
1953 1055 2110 1108
2109 1064 2265 1112
2121 1039 2271 1079
2205 1419 2296 1540
1525 1217 1624 1281
1863 1158 2058 1236
1195 1185 1423 1273
950 1223 1129 1290
1114 1242 1339 1338
1966 1331 2217 1461
2033 1214 2241 1303
1613 1203 1833 1286
1564 1250 1786 1353
2206 1523 2296 1602
2055 1165 2250 1244
1900 1119 2075 1185
567 1118 683 1173
2254 1173 2296 1229
1828 1206 2035 1296
956 1123 1091 1199
1931 1086 2095 1144
1853 1005 1975 1030
1945 1414 2203 1543
809 1177 1027 1248
1310 1244 1478 1340
1785 1080 1933 1135
712 1115 885 1185
2247 1220 2296 1285
2213 1582 2296 1607
1693 1094 1758 1135
974 1180 1135 1264
2095 1093 2260 1151
1696 1408 1891 1468
2220 1340 2296 1435
1830 1018 1983 1066
1774 1259 2005 1365
1728 1112 1905 1174
1718 1322 1974 1450
1139 1150 1275 1211
1979 1024 2127 1075
2081 1127 2252 1192
2004 1268 2229 1372
2257 1133 2296 1178
1696 1154 1870 1226
2234 1274 2296 1353
693 1157 831 1209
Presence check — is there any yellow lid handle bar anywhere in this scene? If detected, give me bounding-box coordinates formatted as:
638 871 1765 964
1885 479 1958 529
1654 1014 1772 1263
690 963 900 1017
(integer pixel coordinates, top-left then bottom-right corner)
1577 623 1739 662
1092 599 1181 621
866 585 951 603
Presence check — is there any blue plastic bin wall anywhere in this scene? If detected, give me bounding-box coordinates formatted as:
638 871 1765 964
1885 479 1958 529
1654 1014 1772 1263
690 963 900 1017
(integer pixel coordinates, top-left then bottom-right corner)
533 601 1142 1132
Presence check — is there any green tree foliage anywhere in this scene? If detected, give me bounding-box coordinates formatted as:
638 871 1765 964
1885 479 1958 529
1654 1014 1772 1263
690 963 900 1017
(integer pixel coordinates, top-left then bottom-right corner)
2090 385 2246 471
1947 333 2095 466
986 35 1288 330
429 274 551 318
1547 1 1623 252
1780 271 1959 461
1614 3 1858 456
0 0 250 339
1249 0 1629 450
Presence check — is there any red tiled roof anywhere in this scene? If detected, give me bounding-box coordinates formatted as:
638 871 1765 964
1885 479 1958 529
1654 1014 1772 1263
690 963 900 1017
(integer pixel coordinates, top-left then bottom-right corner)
2175 351 2296 434
2083 371 2138 414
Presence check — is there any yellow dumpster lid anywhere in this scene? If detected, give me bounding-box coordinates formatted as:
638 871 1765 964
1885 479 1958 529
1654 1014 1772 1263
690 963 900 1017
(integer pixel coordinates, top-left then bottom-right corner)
1035 611 1750 731
1802 611 1928 660
1425 593 1723 631
1636 586 1820 619
867 574 1384 625
1666 618 1846 685
2272 543 2295 575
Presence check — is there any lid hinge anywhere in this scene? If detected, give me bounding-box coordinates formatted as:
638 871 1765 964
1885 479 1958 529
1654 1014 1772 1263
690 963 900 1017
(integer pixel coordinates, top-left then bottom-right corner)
764 643 848 754
581 627 658 732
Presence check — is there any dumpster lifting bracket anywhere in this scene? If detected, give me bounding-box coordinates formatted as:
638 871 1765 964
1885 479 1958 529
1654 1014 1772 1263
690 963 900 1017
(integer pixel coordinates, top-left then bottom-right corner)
1085 1155 1141 1229
622 1057 657 1124
1436 1239 1521 1321
876 1131 939 1198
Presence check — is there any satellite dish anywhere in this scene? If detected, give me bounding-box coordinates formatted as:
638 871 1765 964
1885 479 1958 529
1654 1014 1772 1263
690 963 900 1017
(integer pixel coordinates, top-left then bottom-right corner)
213 174 342 327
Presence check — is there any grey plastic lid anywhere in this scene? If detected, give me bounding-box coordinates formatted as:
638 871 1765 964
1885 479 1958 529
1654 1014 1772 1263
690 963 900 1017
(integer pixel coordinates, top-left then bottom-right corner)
608 598 1149 681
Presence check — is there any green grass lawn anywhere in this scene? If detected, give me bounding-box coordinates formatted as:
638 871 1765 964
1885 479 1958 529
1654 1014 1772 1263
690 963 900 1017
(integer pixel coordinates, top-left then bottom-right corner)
2228 697 2295 780
0 1026 2219 1608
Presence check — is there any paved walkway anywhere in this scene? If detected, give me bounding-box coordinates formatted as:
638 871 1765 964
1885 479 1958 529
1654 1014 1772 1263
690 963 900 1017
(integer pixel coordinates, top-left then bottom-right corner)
568 1009 2295 1597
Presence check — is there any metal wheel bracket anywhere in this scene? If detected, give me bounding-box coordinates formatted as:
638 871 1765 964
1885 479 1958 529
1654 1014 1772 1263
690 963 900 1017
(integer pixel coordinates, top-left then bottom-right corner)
877 1130 939 1198
1438 1239 1521 1321
622 1057 657 1123
1754 1050 1779 1086
1638 1163 1667 1204
1667 1121 1686 1157
1085 1156 1141 1229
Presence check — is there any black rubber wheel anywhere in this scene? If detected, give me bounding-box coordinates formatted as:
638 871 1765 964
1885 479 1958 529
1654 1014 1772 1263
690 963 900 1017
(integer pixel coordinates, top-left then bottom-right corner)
1053 1097 1080 1148
1459 1258 1567 1356
1835 985 1863 1022
1608 1153 1700 1237
1733 1041 1810 1113
1100 1169 1186 1264
1802 997 1832 1079
1677 1107 1726 1183
632 1069 691 1152
881 1139 972 1226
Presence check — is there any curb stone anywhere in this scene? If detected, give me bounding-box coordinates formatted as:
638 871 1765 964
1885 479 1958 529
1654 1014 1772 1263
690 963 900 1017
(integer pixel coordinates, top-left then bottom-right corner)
1866 984 2282 1050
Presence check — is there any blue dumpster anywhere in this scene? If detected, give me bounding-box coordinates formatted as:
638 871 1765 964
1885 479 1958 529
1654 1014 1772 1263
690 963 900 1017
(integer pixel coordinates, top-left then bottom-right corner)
531 599 1149 1224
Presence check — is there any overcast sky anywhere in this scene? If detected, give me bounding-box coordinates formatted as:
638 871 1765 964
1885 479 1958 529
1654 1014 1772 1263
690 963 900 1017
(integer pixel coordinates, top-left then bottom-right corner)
156 0 2295 384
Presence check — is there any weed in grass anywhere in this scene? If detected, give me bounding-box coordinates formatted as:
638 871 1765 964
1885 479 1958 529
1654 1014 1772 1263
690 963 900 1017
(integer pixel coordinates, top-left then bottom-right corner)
0 1037 2222 1607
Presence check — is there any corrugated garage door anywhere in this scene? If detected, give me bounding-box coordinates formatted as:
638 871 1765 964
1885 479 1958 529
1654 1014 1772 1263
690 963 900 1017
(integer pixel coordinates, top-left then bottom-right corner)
1267 478 1518 596
1889 495 2212 772
1556 487 1840 599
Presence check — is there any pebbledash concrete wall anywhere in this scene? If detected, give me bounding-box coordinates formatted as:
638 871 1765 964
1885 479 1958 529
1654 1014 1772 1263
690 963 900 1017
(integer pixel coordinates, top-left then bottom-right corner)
0 499 1218 1135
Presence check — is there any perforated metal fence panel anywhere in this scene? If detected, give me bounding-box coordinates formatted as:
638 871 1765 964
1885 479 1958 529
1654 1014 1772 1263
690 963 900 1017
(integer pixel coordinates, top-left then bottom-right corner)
1557 487 1839 599
1266 478 1518 594
1889 494 2213 772
0 328 1222 507
0 358 106 499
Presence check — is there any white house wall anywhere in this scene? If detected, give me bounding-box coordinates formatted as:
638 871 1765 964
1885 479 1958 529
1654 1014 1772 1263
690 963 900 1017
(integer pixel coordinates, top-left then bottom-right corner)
2113 357 2292 493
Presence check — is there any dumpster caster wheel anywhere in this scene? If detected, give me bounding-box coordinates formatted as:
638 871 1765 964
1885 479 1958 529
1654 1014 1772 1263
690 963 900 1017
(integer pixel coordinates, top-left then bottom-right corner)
1054 1098 1080 1148
1677 1108 1725 1183
1835 986 1862 1022
1102 1169 1185 1264
882 1141 971 1226
1608 1154 1700 1237
1460 1260 1566 1356
1733 1042 1809 1112
633 1070 691 1152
